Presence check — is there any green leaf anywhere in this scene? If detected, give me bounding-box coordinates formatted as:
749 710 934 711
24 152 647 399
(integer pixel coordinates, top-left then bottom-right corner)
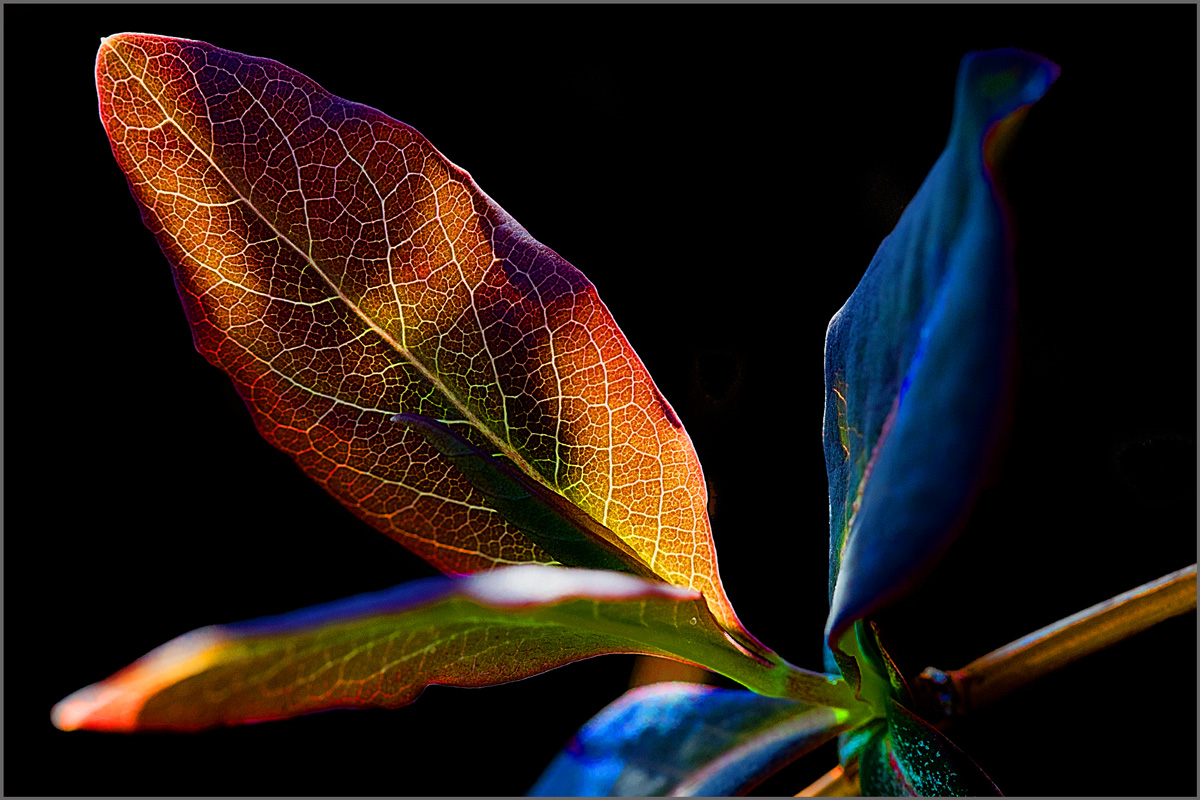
857 698 1001 797
51 567 707 731
829 613 999 797
51 566 852 732
530 682 862 797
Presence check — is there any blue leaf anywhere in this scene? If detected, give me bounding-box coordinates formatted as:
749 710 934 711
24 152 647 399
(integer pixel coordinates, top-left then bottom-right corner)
823 49 1060 662
529 682 856 797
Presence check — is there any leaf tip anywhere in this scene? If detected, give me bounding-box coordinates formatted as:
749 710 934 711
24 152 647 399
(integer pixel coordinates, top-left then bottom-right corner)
97 32 129 52
50 684 125 732
50 627 227 732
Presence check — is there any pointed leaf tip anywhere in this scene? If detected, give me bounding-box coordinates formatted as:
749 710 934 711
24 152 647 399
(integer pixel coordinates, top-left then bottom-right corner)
51 628 226 732
953 48 1060 142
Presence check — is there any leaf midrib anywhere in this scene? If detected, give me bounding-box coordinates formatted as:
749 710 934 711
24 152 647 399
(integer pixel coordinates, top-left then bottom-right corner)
107 40 556 498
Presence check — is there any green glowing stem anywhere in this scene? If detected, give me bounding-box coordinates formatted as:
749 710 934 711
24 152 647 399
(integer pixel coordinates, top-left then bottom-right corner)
770 658 866 712
490 589 868 713
666 634 866 712
917 563 1197 718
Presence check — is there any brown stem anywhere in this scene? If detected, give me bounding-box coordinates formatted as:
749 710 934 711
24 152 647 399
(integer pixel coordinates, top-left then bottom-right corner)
796 764 860 797
914 563 1197 720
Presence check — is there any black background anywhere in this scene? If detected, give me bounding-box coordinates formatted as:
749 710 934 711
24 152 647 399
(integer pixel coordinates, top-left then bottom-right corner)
5 3 1196 797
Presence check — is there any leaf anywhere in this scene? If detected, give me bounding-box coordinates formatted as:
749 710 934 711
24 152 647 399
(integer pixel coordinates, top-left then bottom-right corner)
856 698 1001 797
51 566 772 732
828 620 1002 796
392 413 657 578
822 49 1060 657
529 682 863 797
94 33 744 635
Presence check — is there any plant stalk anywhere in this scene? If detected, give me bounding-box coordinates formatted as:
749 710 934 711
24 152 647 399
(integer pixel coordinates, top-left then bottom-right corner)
729 648 868 713
798 567 1194 796
796 764 860 797
915 563 1197 720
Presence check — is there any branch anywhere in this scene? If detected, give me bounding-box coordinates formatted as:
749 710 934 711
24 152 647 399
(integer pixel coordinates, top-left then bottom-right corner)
914 563 1197 720
796 764 860 797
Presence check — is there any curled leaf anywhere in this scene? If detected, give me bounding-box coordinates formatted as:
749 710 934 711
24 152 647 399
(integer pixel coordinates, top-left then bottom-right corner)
529 682 862 797
95 33 745 635
823 49 1060 659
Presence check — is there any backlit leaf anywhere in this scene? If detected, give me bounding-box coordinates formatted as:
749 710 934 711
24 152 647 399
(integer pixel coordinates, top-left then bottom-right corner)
529 682 863 797
51 566 756 732
392 414 657 578
95 33 744 635
823 49 1060 661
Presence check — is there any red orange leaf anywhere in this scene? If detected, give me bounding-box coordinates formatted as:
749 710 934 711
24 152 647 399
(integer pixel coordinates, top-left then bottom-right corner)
392 413 659 578
94 33 744 635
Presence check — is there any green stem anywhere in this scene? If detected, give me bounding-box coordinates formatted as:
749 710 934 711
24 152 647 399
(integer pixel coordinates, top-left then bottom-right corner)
670 629 867 712
773 657 867 712
914 564 1197 720
534 593 869 713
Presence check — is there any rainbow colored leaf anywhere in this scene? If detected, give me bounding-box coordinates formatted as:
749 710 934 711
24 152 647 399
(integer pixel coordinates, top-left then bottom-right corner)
529 682 863 797
823 49 1060 664
52 566 763 732
856 698 1000 797
95 33 745 636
